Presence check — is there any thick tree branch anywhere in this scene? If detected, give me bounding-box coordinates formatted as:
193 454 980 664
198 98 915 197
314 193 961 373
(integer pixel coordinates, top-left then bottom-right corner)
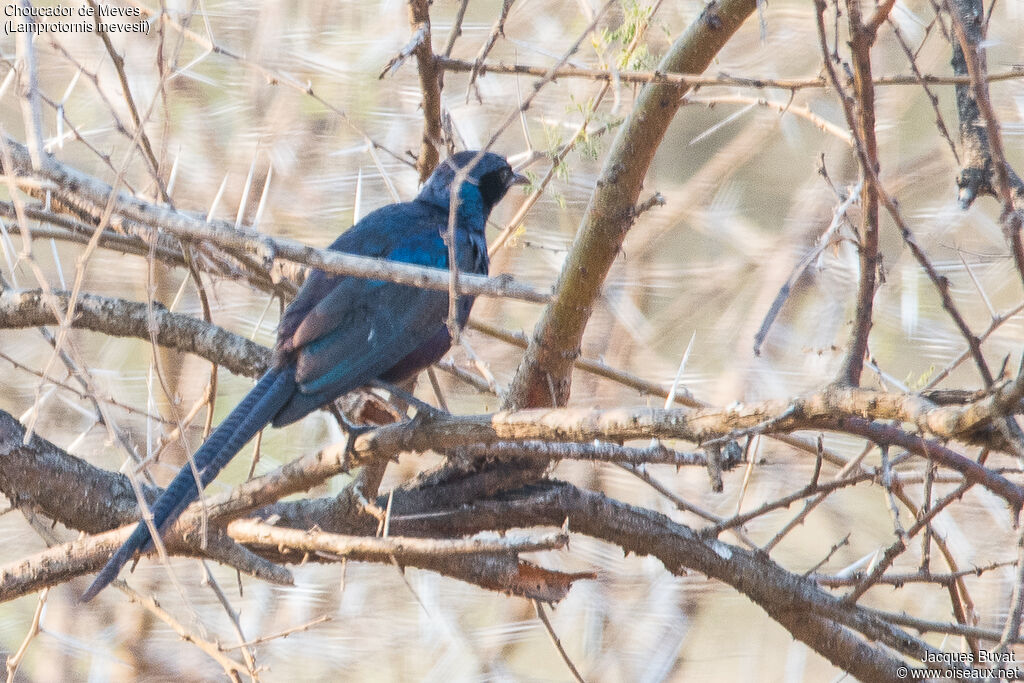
3 405 1018 677
386 481 986 682
0 410 583 602
348 392 1024 509
948 0 1024 287
504 0 759 409
0 288 270 379
407 0 443 179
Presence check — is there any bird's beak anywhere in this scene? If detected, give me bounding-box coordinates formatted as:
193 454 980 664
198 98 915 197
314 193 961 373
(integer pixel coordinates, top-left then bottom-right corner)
511 172 529 187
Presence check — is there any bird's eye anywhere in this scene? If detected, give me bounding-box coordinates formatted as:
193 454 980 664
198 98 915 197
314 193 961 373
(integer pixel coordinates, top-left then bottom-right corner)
500 167 513 184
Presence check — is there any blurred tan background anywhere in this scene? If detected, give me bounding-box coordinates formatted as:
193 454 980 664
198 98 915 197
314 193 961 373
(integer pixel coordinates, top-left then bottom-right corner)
1 0 1023 680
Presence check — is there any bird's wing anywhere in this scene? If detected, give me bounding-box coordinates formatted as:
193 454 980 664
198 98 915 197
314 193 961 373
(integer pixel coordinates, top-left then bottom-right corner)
277 204 452 398
275 203 405 348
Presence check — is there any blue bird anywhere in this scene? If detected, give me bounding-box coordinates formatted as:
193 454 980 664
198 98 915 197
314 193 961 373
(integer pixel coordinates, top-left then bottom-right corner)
81 151 525 601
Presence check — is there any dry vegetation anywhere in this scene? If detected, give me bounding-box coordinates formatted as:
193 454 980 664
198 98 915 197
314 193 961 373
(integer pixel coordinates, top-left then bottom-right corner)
1 0 1024 680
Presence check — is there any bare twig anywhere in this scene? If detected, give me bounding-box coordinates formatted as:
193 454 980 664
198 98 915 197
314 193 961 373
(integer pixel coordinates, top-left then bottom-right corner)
535 600 586 683
435 56 1024 91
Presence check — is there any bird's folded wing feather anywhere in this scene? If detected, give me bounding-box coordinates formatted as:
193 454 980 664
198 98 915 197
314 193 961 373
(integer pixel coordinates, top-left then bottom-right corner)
279 217 452 398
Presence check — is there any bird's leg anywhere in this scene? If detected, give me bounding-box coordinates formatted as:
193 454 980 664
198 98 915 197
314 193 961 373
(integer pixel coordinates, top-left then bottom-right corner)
369 379 451 420
327 405 391 524
327 402 377 459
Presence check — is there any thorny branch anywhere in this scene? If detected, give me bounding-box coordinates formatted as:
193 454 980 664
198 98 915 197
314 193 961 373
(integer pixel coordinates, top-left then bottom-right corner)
2 0 1024 679
0 136 548 305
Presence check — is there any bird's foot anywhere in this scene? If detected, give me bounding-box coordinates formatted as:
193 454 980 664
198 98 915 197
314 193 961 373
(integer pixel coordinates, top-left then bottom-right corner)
369 380 450 421
353 491 387 522
328 403 378 463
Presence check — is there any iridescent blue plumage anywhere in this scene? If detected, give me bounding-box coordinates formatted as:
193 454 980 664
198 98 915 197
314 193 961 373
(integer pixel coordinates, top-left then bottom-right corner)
81 151 523 601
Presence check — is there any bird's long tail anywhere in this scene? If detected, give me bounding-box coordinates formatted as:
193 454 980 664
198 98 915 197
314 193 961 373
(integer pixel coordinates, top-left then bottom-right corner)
81 369 294 602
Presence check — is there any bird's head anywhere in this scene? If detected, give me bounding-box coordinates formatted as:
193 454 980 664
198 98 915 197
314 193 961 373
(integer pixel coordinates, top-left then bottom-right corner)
418 150 527 217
